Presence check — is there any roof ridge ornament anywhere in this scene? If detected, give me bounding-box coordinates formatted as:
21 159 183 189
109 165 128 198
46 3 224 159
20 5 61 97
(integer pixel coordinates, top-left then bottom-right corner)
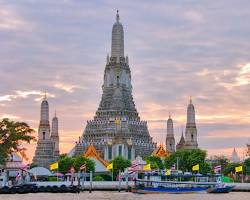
116 9 119 22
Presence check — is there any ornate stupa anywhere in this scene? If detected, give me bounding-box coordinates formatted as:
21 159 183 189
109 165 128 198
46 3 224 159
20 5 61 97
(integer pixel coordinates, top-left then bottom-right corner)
32 95 60 168
166 114 175 153
72 11 156 160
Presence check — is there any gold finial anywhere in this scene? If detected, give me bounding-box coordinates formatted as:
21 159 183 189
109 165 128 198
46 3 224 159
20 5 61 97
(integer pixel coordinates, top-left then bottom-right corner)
55 110 57 117
169 112 171 118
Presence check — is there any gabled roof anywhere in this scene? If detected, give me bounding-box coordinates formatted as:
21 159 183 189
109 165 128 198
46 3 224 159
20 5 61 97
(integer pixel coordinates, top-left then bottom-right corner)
84 144 108 167
152 144 169 158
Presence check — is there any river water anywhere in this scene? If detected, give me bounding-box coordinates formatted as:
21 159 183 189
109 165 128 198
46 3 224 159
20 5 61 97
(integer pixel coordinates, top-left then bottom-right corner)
0 192 250 200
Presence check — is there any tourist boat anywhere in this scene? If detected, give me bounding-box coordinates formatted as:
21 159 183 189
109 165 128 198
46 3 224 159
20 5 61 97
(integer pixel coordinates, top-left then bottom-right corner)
132 179 216 194
207 184 234 193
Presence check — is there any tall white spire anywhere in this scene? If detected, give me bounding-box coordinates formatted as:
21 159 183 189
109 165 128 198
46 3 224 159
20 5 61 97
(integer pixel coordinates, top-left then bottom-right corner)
51 111 58 136
111 10 124 58
184 97 198 149
51 111 60 157
166 114 175 153
167 114 174 136
40 92 49 122
187 96 195 124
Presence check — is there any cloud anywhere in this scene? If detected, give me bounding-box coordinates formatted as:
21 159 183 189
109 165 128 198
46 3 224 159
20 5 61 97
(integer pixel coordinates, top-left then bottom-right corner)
0 90 54 102
0 7 32 30
54 83 83 93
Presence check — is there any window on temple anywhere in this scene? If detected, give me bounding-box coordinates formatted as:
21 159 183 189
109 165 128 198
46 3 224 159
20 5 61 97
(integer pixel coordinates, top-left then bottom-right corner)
108 146 112 160
43 132 45 140
118 145 122 156
191 134 194 140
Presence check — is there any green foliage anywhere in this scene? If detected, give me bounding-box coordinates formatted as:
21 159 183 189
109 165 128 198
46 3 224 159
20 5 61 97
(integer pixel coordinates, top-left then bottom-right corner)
0 118 36 165
93 175 104 181
58 156 73 174
209 155 230 172
72 155 95 172
111 156 131 179
48 177 58 181
144 156 164 170
243 158 250 175
59 153 67 159
165 149 211 174
58 155 95 174
98 174 112 181
222 163 240 175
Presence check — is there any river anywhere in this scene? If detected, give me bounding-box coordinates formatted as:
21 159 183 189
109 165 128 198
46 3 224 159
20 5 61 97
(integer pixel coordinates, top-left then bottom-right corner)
0 192 250 200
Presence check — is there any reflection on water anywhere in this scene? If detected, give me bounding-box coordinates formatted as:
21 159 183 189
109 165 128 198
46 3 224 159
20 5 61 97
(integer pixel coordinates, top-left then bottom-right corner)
0 192 250 200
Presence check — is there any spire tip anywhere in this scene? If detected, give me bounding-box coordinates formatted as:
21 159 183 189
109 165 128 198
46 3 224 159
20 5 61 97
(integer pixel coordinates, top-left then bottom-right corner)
116 9 120 22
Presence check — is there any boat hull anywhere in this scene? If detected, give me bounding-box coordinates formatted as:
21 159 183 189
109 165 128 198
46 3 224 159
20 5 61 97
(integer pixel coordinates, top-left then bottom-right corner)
207 186 234 193
132 186 209 194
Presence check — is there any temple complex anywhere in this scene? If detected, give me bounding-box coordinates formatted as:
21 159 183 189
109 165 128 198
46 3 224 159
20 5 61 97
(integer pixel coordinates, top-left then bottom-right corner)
72 11 156 160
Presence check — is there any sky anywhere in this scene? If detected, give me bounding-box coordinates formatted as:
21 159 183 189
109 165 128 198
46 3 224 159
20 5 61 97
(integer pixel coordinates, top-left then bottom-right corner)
0 0 250 162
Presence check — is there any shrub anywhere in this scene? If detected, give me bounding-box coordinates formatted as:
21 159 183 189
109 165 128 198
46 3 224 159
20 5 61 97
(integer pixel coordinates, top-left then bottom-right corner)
93 176 104 181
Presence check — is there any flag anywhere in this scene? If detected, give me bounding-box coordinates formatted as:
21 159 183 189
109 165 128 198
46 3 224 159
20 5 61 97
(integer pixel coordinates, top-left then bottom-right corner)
80 164 86 171
214 165 222 173
115 118 121 125
107 163 113 170
143 164 151 171
171 164 176 170
192 164 199 171
50 162 59 170
165 170 171 176
235 166 243 173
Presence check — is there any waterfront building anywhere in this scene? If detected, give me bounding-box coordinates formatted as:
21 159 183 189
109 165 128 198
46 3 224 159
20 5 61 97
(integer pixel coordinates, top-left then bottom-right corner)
166 114 175 153
32 95 60 169
72 11 156 160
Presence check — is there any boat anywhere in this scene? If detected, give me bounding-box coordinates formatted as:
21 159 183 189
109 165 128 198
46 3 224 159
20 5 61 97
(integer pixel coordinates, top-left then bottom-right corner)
132 179 215 194
207 184 234 193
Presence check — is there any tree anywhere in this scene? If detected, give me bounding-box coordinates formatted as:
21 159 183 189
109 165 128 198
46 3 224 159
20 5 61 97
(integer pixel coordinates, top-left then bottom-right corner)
111 156 131 179
72 155 95 172
58 155 95 174
208 155 230 173
223 162 240 175
165 149 211 174
144 156 164 170
58 156 73 173
243 158 250 175
0 118 36 165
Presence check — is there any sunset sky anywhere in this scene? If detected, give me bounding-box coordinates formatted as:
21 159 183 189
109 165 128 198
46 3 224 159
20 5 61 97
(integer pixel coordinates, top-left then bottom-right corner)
0 0 250 162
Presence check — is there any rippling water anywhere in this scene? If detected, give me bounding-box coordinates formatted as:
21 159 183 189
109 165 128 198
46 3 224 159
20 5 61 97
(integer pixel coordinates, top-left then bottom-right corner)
1 192 250 200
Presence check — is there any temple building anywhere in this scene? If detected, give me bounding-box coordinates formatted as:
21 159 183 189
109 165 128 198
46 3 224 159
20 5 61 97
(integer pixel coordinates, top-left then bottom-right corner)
32 95 60 169
230 148 240 163
72 11 156 160
166 114 175 153
173 98 199 150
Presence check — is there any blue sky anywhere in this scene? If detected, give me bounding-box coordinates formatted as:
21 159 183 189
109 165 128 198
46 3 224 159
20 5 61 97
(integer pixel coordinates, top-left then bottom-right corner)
0 0 250 161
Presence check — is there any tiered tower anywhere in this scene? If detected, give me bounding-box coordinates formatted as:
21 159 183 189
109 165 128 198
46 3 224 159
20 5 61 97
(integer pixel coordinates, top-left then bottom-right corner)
73 11 156 160
183 97 198 149
166 114 175 153
51 111 60 159
33 95 60 168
